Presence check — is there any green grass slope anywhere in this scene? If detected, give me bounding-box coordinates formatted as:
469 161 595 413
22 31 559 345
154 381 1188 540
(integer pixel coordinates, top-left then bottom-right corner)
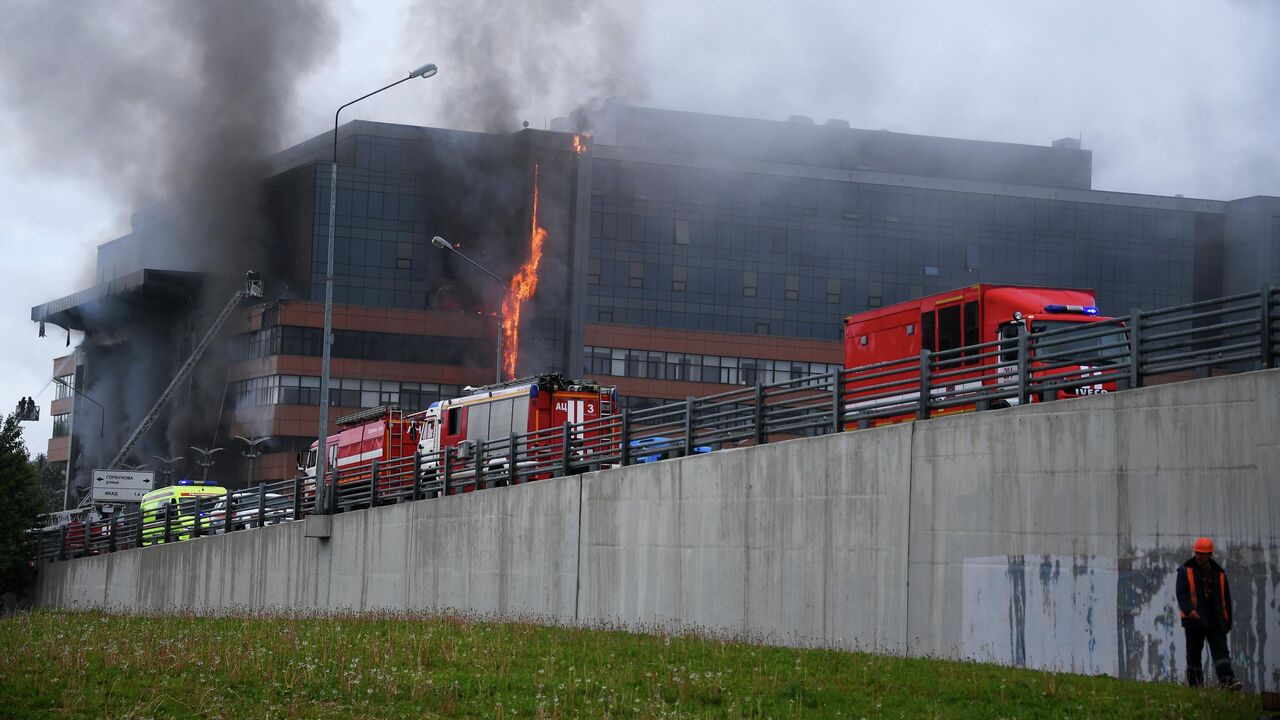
0 611 1261 719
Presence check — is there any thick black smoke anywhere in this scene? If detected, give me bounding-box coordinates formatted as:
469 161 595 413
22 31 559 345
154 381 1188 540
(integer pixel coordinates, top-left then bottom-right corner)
406 0 646 133
0 1 336 479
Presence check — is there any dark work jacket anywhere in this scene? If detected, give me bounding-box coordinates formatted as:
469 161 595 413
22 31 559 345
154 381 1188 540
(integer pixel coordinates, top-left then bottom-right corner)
1175 557 1233 632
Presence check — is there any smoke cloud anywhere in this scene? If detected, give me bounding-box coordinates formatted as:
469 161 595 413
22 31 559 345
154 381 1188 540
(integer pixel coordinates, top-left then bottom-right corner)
0 1 336 481
405 0 647 133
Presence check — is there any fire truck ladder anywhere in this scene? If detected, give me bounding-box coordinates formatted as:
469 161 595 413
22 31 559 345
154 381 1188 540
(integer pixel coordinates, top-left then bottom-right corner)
107 272 264 470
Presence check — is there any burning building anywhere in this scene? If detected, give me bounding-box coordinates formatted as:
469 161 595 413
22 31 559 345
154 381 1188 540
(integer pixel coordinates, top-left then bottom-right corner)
33 101 1280 506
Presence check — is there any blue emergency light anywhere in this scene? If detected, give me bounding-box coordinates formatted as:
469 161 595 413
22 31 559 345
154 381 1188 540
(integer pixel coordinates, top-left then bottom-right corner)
1044 304 1100 316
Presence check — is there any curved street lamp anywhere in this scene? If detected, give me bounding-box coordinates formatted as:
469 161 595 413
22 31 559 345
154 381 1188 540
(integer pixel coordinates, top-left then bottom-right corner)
234 435 272 487
317 62 439 512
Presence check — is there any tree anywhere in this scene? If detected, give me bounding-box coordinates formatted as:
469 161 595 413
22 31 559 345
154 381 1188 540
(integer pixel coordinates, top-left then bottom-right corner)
0 413 44 598
29 454 66 514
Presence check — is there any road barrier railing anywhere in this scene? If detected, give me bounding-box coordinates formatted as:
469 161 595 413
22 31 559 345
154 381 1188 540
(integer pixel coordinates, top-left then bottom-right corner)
30 287 1280 563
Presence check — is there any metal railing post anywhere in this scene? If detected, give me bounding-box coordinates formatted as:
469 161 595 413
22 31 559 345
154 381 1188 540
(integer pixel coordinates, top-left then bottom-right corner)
1127 309 1144 390
1261 286 1274 369
369 460 380 507
683 397 695 456
59 526 68 561
1016 332 1031 406
108 514 118 553
754 383 766 446
474 440 486 489
917 349 932 421
831 368 845 434
412 452 423 501
619 410 631 466
135 511 144 548
256 483 267 527
163 504 173 544
193 497 203 539
329 462 340 514
507 433 518 486
561 422 573 477
441 446 453 497
293 475 303 520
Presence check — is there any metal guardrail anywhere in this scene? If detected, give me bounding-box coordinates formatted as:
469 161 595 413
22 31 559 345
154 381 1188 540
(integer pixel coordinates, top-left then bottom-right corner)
30 287 1279 563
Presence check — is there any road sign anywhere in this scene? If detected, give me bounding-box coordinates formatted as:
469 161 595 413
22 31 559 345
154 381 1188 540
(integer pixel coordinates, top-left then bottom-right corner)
91 486 149 502
91 469 154 503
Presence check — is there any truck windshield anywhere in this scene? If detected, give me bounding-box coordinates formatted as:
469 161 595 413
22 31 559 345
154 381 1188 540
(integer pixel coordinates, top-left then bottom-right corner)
1031 321 1127 364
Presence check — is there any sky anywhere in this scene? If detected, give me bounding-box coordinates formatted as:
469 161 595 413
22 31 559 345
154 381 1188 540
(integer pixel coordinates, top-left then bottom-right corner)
1 0 1277 456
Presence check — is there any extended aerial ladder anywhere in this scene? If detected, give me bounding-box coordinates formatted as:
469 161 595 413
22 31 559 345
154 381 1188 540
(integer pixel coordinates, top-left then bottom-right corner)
107 271 264 469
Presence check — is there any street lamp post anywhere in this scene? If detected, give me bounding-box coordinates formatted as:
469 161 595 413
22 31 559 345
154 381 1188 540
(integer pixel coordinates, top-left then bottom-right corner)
317 63 438 511
431 235 504 383
234 435 272 488
153 456 183 488
189 447 223 485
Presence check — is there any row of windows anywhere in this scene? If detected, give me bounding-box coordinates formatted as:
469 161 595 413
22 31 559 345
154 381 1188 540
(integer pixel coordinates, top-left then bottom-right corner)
227 375 462 412
239 326 491 366
53 375 74 400
592 161 1196 236
52 413 70 438
582 346 839 386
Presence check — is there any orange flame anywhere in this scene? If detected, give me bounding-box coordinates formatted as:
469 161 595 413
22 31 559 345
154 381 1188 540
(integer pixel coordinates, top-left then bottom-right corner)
500 163 548 379
572 133 589 155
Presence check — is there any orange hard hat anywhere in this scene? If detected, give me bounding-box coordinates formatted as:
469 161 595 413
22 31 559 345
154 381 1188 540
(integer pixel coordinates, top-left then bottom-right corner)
1193 537 1214 554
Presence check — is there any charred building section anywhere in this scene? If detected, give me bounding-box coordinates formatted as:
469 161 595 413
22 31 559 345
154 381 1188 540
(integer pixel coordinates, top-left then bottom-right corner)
32 270 208 507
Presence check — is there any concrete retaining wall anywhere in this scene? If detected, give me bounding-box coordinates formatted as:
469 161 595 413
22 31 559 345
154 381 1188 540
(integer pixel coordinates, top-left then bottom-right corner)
34 369 1280 689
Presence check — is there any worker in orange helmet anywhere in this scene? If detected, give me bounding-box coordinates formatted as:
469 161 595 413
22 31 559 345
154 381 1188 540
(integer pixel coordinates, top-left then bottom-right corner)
1175 536 1241 689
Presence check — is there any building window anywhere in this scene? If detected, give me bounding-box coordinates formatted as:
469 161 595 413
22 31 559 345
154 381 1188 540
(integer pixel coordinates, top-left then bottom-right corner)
674 219 690 245
52 413 71 438
772 228 787 254
588 258 600 285
629 262 644 289
53 375 74 400
755 321 770 335
826 278 841 304
924 265 940 277
743 271 757 298
868 281 883 308
785 275 799 301
672 265 687 292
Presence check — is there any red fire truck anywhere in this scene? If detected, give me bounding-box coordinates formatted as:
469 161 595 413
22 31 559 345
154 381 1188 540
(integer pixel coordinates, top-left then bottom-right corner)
303 374 616 493
843 284 1125 425
302 406 420 488
416 373 616 488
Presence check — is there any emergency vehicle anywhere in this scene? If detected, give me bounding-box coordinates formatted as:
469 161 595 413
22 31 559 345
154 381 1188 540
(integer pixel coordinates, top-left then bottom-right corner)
415 373 617 487
139 480 227 545
843 284 1125 425
301 405 420 489
302 374 616 493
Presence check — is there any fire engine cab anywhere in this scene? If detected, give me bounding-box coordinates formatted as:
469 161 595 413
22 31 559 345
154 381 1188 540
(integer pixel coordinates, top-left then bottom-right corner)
843 284 1125 423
